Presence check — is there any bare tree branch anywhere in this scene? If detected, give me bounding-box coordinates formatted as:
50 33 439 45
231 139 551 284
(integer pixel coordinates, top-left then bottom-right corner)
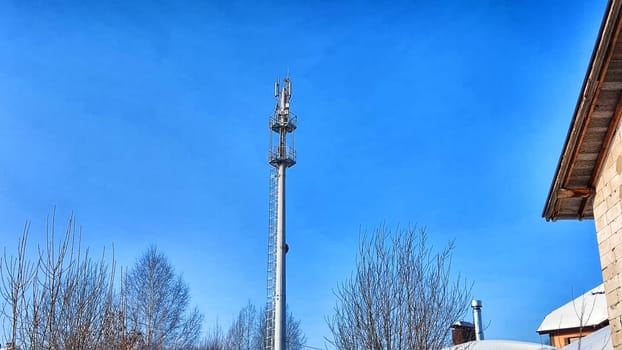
124 246 203 349
328 225 472 350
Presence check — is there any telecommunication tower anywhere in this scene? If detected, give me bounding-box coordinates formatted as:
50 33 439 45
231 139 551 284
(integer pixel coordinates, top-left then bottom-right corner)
266 77 296 350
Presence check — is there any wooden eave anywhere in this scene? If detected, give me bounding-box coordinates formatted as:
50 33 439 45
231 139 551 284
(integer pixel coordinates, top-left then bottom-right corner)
536 321 609 335
544 0 622 221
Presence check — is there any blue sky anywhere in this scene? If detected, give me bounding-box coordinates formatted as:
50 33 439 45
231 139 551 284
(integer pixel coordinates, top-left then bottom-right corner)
0 0 609 347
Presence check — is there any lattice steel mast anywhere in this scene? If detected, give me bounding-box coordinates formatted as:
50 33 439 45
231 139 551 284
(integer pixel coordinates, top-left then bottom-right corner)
266 77 296 350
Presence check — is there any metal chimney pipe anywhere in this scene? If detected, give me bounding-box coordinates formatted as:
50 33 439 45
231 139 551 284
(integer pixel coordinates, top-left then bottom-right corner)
471 299 484 341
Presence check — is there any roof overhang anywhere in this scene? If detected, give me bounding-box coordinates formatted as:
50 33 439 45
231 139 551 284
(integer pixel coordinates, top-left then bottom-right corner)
537 284 607 334
544 0 622 221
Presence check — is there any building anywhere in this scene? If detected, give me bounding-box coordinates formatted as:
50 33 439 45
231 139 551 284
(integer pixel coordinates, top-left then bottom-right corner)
537 284 608 347
446 301 556 350
562 325 613 350
446 340 556 350
543 1 622 349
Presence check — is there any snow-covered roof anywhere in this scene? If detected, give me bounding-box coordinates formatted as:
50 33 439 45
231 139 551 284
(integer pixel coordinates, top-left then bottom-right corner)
445 339 557 350
537 284 608 333
562 325 612 350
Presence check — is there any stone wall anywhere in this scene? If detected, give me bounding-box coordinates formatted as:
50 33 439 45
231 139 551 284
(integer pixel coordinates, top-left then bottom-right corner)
595 124 622 350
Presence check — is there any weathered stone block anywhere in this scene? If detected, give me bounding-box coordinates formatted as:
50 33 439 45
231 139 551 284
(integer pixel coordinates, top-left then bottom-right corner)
607 204 622 225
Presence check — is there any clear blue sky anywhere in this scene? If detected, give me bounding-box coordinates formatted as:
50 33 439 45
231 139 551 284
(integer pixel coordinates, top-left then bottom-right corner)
0 0 609 347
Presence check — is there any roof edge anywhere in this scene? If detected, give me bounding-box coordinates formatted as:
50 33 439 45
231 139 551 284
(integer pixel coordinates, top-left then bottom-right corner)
537 320 609 335
544 0 621 221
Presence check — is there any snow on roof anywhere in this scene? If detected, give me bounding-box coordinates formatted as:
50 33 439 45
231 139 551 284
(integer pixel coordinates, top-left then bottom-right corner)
562 325 612 350
537 284 608 333
445 340 557 350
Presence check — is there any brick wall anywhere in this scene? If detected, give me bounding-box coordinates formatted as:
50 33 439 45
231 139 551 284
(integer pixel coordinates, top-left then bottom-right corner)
595 125 622 350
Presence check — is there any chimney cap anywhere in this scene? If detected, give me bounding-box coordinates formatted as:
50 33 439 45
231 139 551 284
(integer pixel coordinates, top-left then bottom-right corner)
471 299 483 308
451 321 474 328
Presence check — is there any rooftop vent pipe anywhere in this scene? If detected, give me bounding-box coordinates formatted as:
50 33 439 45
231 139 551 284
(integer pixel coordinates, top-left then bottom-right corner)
471 299 484 341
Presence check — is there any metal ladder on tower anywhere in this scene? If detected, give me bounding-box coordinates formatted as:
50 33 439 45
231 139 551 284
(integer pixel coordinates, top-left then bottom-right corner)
266 168 278 350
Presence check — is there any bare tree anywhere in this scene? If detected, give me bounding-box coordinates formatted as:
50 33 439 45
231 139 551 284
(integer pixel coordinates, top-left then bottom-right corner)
1 215 206 350
196 302 307 350
124 246 203 350
328 225 471 350
226 301 257 350
0 223 33 348
198 320 227 350
0 213 116 350
254 305 307 350
284 312 306 350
